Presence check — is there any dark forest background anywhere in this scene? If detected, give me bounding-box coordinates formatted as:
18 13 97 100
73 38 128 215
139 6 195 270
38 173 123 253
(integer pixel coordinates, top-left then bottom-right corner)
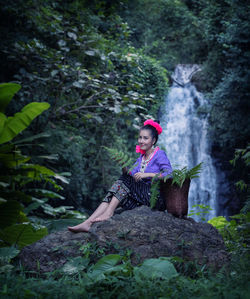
1 0 249 212
0 1 249 297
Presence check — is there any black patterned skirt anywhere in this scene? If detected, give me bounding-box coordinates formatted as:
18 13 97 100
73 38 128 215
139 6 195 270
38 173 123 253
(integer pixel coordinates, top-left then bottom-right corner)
103 173 165 211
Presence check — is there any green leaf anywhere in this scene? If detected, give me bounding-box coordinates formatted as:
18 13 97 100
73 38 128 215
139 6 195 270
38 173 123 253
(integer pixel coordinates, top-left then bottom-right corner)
134 258 178 280
0 246 20 262
0 113 7 136
87 254 122 280
13 132 51 145
0 102 50 144
208 216 229 230
0 182 9 188
61 256 89 275
0 223 48 249
27 188 64 199
85 50 95 56
0 83 21 113
20 164 55 177
91 254 121 273
0 190 32 203
0 200 28 229
24 197 48 214
54 173 70 184
0 152 30 168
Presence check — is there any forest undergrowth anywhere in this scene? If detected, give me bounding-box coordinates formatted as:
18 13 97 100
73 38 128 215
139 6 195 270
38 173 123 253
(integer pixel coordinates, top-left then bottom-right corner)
1 208 249 299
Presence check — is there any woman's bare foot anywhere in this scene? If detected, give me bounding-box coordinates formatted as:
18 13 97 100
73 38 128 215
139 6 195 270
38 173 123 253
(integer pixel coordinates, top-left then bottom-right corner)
93 210 114 222
68 221 92 233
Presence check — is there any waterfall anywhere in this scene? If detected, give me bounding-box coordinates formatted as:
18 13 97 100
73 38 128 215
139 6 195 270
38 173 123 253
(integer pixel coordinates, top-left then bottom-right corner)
159 64 217 221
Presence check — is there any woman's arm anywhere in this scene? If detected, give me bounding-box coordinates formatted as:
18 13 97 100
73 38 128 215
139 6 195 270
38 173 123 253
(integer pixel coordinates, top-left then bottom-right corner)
133 172 156 181
157 151 172 177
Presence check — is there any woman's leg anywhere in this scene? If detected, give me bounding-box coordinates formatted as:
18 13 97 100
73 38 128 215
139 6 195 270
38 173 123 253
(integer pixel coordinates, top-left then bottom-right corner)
92 196 120 222
68 202 109 232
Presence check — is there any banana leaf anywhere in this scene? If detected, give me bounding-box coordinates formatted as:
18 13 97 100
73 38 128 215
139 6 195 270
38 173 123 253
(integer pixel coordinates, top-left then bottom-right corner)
0 83 21 113
0 102 50 144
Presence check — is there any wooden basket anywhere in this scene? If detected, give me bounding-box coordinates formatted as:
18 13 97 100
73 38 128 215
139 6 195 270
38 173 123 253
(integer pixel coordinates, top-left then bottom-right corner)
160 178 191 218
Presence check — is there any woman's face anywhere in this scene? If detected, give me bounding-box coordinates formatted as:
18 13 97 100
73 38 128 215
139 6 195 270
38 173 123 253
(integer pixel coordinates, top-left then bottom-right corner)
138 129 155 152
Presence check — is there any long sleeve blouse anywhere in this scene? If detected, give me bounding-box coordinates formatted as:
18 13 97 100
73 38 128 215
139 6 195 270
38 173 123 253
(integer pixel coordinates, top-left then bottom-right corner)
130 147 172 179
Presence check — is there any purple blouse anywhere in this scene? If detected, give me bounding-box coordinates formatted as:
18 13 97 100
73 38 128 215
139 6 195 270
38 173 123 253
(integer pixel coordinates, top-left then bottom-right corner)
130 147 172 179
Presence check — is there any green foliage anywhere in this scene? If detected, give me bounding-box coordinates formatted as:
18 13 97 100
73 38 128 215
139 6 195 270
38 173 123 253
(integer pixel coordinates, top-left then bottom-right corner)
0 223 48 250
188 204 213 221
0 251 249 298
103 146 136 171
87 254 122 281
0 0 169 211
61 256 89 276
0 102 50 144
200 0 250 154
208 213 250 255
150 163 202 209
121 0 206 69
0 1 249 297
0 83 68 249
0 83 50 144
230 145 250 190
229 145 250 213
133 257 178 281
0 246 20 266
0 246 20 273
0 83 21 113
150 175 161 209
163 162 203 188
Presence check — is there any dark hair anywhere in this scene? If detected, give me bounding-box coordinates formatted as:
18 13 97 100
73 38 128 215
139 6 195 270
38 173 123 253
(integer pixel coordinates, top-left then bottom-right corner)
140 124 158 145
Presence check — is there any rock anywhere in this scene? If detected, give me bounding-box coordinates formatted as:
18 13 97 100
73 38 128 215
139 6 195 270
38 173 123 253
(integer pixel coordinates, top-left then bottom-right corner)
19 206 229 273
191 70 210 92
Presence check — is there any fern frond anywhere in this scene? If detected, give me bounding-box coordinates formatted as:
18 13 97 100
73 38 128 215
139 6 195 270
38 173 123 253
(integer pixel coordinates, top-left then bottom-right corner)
150 177 160 208
163 173 172 182
166 162 203 187
122 158 133 168
103 146 135 170
186 162 203 179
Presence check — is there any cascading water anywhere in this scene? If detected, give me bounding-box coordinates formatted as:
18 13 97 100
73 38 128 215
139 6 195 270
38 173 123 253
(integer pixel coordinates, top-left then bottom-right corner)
159 64 217 221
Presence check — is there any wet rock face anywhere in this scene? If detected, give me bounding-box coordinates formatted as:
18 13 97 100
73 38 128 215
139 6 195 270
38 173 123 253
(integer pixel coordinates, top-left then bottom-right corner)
19 206 229 273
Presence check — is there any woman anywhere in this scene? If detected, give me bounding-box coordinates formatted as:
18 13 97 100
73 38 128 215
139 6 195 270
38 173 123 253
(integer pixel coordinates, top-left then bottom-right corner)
68 119 172 233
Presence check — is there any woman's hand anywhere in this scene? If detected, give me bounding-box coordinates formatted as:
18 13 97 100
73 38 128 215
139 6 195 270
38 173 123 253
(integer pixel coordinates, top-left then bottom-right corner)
133 172 157 181
133 172 148 181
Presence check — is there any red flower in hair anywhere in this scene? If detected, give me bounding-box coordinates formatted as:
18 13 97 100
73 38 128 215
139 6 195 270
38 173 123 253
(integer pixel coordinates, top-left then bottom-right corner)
144 119 162 135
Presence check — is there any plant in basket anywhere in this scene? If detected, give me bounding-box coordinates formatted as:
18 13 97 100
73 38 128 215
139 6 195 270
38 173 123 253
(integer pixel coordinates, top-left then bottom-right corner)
151 163 203 218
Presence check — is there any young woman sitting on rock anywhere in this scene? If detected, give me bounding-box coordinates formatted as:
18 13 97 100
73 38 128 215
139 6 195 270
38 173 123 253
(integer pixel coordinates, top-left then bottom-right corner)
68 119 172 233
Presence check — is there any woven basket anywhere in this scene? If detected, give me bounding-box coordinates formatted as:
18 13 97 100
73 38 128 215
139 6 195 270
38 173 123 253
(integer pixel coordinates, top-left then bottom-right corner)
160 178 191 218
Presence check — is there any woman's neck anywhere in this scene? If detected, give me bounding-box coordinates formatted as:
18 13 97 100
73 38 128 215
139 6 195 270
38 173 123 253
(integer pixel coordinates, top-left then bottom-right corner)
145 147 154 159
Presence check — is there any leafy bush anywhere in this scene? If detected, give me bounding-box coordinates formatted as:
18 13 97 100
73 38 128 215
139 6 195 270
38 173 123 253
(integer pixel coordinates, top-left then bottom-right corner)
208 213 250 256
0 252 249 298
0 0 169 211
0 83 69 252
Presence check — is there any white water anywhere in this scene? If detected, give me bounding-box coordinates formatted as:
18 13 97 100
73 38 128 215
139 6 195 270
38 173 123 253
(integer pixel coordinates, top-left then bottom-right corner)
159 65 217 220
